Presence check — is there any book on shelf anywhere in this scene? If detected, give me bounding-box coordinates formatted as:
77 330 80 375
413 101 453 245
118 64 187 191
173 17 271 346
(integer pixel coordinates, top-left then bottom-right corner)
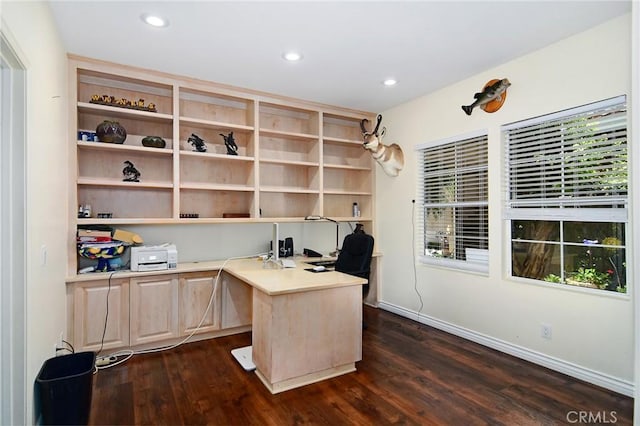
78 229 112 238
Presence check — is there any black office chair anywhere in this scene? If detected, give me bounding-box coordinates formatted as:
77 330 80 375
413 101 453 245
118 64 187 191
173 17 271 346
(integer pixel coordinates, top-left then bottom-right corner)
335 231 374 297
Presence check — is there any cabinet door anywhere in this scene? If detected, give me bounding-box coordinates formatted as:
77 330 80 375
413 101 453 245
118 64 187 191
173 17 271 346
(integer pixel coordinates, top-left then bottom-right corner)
130 274 179 346
221 272 252 329
73 278 129 352
179 272 220 336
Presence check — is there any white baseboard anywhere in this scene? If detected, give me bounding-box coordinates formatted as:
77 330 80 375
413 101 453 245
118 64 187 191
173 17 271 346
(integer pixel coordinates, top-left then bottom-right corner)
376 301 634 397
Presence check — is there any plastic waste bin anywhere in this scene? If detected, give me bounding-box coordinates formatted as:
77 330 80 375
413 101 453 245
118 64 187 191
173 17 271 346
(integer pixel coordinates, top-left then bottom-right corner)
35 351 96 425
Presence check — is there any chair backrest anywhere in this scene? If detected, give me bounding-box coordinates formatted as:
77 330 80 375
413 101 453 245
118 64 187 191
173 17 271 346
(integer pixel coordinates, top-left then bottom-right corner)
335 232 374 281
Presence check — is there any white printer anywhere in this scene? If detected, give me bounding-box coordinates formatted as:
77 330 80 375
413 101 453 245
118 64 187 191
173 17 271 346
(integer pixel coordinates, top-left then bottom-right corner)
130 244 178 272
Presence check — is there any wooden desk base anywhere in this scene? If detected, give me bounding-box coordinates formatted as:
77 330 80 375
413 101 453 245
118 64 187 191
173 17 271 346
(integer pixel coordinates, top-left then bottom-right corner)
255 363 356 394
252 284 362 394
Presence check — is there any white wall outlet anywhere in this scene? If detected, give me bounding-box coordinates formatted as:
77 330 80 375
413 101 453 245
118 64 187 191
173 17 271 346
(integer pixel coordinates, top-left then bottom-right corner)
54 331 64 356
541 323 552 340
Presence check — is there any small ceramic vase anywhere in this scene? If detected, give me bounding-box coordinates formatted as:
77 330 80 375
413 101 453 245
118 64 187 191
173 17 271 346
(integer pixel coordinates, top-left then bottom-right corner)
96 120 127 144
141 136 166 148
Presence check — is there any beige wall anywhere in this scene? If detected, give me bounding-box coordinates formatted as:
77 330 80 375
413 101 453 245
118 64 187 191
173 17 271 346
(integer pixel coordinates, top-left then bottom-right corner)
1 1 68 422
378 14 634 394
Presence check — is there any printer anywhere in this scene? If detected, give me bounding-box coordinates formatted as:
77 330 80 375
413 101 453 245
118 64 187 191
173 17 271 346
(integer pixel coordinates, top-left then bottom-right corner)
130 244 178 272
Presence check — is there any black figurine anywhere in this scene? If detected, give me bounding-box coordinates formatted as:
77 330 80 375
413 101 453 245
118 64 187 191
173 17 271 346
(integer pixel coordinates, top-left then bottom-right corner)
122 160 140 182
220 132 238 155
188 133 207 152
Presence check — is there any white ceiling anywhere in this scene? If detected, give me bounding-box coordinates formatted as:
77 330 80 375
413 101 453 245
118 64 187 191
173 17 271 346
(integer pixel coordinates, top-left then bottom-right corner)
48 1 631 112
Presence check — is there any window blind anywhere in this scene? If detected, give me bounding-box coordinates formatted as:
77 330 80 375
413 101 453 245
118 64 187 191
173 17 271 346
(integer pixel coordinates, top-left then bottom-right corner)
416 131 489 271
503 95 627 222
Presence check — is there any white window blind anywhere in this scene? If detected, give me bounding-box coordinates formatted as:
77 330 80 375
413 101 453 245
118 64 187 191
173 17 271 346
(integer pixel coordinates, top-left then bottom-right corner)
502 96 629 292
503 95 628 221
416 131 488 272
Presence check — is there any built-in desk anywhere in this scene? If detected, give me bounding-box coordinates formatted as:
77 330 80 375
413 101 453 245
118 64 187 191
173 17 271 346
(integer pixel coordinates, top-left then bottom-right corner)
224 259 366 393
66 257 366 394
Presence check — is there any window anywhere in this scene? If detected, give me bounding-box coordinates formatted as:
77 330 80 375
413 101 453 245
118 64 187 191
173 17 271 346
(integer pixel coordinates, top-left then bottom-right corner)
503 96 628 293
415 131 488 272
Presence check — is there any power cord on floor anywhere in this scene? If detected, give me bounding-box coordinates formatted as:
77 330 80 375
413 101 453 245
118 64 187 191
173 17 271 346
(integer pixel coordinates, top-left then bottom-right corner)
93 269 125 373
412 199 424 322
94 252 267 372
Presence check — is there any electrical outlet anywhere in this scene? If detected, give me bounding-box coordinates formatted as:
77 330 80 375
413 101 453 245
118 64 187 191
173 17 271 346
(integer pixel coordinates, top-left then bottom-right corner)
541 324 552 340
53 332 64 356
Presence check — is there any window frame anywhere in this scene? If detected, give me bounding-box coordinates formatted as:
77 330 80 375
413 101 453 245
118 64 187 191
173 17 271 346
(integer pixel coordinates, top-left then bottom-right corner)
415 129 489 274
502 95 629 294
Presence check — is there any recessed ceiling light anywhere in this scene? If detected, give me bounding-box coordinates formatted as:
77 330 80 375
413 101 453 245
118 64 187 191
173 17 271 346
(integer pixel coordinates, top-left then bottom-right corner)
141 14 169 28
383 79 397 86
283 51 303 62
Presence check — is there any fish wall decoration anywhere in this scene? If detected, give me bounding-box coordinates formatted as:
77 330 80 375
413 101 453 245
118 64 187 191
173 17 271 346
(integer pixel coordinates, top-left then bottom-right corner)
462 78 511 115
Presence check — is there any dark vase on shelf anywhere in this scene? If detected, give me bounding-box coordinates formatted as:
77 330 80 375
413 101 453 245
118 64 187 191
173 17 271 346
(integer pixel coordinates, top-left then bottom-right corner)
96 120 127 144
141 136 166 148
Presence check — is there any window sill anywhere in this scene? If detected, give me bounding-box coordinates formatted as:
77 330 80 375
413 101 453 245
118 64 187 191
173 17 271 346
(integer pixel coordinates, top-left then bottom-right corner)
508 275 631 300
418 255 489 275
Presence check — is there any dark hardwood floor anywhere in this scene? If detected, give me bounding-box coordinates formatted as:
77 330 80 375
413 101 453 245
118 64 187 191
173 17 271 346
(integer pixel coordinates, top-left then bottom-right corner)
89 306 633 425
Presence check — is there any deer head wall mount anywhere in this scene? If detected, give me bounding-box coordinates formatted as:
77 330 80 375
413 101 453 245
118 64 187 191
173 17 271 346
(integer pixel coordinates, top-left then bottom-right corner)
361 114 404 177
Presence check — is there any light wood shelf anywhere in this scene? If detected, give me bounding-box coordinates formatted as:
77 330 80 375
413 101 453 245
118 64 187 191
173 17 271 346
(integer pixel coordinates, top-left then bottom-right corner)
77 177 173 189
179 150 254 162
259 128 318 140
77 102 173 123
322 136 363 145
260 187 320 194
260 158 319 167
323 163 371 171
179 183 254 192
69 55 375 273
179 116 254 133
77 141 173 156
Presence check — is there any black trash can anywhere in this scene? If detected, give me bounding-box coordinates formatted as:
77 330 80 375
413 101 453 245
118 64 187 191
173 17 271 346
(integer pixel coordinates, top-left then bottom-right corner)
35 351 96 425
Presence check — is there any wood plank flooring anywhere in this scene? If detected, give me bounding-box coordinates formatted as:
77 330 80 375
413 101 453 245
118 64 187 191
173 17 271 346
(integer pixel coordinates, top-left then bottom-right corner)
89 306 634 425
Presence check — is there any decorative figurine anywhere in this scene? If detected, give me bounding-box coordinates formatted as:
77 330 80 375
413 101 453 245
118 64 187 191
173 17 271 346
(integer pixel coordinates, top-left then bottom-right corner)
461 78 511 116
122 160 140 182
188 133 207 152
220 132 238 155
89 94 157 112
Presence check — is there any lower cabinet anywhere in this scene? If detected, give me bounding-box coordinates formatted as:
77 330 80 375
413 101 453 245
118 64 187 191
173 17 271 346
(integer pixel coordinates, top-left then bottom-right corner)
221 272 252 329
68 269 252 352
179 271 221 336
72 277 130 352
130 274 180 346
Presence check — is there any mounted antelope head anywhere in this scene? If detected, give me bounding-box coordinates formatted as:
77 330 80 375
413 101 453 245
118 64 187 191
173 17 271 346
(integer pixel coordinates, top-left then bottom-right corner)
361 114 404 177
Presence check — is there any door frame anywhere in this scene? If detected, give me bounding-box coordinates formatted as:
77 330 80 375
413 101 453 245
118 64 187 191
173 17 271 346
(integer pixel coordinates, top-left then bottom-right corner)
0 24 27 426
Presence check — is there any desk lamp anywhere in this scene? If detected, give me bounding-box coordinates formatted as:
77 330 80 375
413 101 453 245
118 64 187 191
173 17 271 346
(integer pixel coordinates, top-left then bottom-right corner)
304 216 340 256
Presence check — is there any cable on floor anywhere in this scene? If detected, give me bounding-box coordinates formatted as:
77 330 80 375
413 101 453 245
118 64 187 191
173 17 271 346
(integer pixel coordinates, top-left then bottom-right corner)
411 199 424 322
94 252 267 371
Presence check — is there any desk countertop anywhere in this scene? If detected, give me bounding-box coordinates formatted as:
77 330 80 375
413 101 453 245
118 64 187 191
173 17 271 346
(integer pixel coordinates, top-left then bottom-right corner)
66 257 366 296
224 258 366 296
